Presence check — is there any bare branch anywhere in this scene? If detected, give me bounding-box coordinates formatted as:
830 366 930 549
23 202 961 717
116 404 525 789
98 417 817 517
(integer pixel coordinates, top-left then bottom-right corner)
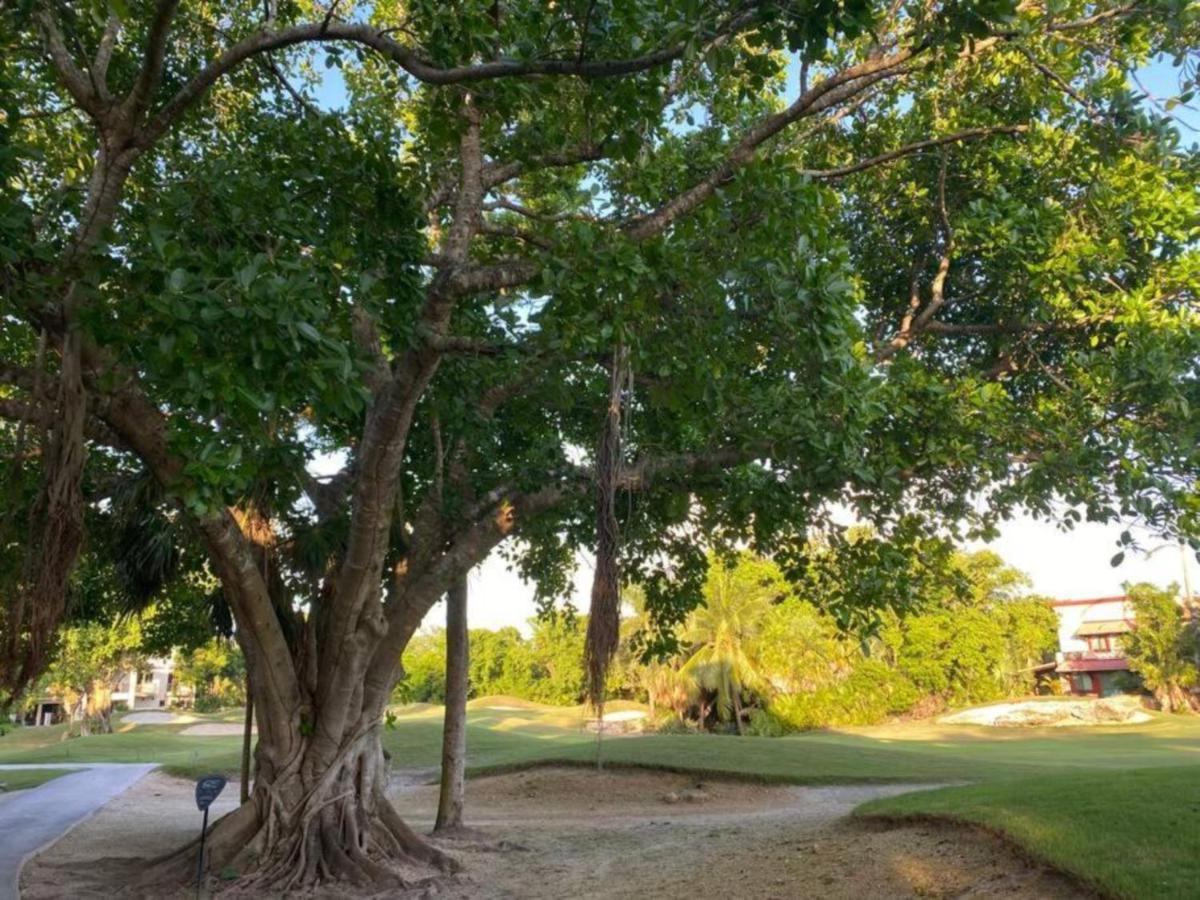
797 125 1028 180
419 331 512 355
481 141 608 191
447 259 540 294
623 49 922 241
34 9 102 117
478 222 554 250
91 15 121 100
614 445 770 491
125 0 182 116
0 396 124 449
1016 47 1104 122
140 22 699 145
350 304 389 395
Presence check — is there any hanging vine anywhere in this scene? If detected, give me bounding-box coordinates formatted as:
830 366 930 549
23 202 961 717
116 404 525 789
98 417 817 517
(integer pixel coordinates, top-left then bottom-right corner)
584 343 630 714
3 329 88 697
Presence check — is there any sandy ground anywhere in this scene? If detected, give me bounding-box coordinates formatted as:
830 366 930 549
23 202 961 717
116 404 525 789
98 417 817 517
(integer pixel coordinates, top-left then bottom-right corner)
122 712 195 725
940 697 1150 727
22 767 1091 899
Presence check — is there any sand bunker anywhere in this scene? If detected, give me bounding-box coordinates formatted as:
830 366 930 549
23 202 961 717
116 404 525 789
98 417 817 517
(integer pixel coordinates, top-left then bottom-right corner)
940 696 1151 727
584 709 649 734
23 767 1090 899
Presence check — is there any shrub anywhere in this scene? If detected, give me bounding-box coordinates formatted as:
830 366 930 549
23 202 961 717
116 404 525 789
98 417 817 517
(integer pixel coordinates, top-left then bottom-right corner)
765 660 919 732
648 713 695 735
746 708 788 737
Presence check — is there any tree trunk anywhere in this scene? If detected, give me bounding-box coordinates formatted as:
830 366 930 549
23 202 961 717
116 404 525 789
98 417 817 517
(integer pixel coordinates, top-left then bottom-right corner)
434 576 469 833
732 687 744 736
146 672 457 894
240 682 254 805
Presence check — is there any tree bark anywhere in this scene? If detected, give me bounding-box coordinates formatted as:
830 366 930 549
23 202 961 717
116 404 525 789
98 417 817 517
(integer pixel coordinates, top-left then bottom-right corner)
145 670 457 894
434 576 469 833
240 680 254 805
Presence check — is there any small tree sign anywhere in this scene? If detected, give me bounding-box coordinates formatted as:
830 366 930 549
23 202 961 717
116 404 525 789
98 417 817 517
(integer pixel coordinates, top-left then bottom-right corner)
194 775 227 894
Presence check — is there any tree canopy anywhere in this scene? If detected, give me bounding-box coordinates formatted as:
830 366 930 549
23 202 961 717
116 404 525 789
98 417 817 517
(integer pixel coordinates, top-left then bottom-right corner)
1 0 1198 890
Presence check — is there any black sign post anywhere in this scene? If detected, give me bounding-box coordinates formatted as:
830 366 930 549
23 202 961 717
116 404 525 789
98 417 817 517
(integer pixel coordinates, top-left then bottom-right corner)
194 775 227 898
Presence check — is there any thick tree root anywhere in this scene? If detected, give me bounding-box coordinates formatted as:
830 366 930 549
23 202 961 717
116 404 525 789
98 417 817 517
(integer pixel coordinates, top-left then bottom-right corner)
133 790 458 896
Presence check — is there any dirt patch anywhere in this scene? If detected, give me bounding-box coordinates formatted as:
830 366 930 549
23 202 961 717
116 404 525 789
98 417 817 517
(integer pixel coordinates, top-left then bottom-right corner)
22 768 1092 899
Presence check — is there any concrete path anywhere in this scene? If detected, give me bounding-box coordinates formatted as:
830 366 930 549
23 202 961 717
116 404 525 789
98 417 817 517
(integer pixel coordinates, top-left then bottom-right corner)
0 763 156 900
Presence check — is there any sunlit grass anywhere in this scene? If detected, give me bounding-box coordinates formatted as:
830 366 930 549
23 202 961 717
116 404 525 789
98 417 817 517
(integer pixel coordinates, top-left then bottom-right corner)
0 768 79 791
857 765 1200 899
3 698 1197 893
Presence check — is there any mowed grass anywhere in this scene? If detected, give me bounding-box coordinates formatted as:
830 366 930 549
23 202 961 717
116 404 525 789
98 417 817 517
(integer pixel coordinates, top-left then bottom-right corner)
0 767 79 791
0 715 243 776
3 697 1199 897
4 698 1200 783
857 765 1200 899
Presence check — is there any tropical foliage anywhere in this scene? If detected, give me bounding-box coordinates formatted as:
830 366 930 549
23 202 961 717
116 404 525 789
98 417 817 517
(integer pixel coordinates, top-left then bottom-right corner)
398 550 1062 731
173 638 247 712
1123 582 1199 712
37 617 144 735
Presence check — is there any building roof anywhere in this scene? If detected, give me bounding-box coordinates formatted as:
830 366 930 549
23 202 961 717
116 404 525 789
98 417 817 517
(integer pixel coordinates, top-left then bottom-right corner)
1056 658 1129 673
1075 620 1132 636
1050 595 1129 608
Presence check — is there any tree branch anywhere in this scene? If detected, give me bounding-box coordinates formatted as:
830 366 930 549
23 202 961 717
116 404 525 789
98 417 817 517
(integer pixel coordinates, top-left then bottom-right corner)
34 8 102 117
623 49 922 241
797 125 1028 180
140 22 699 146
90 15 121 101
124 0 182 116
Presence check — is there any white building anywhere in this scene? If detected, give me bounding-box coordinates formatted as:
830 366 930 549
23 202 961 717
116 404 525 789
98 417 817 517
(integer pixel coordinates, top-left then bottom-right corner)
111 655 177 710
24 655 179 726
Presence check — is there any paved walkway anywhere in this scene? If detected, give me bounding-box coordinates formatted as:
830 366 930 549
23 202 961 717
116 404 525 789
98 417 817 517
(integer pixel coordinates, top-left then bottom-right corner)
0 763 156 900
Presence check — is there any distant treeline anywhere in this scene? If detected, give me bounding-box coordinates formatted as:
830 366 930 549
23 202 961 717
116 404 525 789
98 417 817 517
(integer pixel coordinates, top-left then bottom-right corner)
396 550 1062 733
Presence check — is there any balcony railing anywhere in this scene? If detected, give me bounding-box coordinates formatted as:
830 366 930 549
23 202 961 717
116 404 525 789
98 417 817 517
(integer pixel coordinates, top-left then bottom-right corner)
1060 649 1127 662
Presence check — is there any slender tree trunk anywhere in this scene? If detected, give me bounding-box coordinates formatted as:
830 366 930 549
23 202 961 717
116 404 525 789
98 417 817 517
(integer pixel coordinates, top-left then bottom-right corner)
240 680 254 805
435 576 469 833
732 687 744 736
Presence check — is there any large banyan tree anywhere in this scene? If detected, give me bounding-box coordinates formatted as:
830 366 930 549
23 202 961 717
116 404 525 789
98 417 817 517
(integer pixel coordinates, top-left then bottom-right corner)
2 0 1198 891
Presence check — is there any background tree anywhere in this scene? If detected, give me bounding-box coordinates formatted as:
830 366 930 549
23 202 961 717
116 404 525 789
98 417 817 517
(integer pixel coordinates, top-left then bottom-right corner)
41 618 144 735
680 553 785 732
435 577 469 834
174 637 246 712
1 0 1196 890
1124 583 1198 712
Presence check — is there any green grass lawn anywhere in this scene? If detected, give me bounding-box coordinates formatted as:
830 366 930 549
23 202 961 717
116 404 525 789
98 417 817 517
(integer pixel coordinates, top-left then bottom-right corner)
3 699 1199 783
0 767 79 791
856 765 1200 899
0 716 243 776
2 698 1197 897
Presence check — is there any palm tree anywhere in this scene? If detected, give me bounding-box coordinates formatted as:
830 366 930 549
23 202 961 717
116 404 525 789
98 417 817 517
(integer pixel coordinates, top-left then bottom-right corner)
680 553 782 733
642 662 698 721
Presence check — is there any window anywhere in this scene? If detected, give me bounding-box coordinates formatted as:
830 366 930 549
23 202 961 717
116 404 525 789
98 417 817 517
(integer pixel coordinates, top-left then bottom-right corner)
1086 635 1112 652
